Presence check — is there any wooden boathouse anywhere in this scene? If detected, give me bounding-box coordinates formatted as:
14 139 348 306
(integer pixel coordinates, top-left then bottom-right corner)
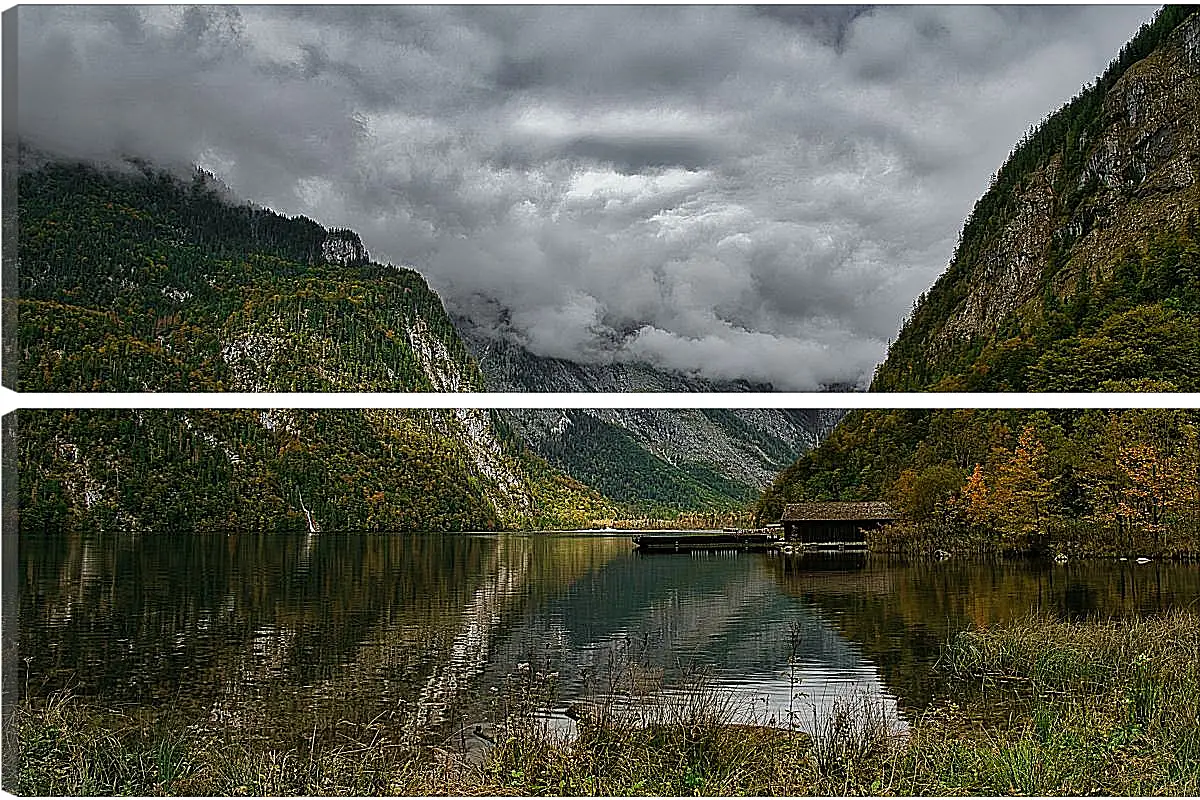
780 502 897 551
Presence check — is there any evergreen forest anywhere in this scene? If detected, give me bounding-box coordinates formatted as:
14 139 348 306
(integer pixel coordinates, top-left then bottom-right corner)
16 160 475 392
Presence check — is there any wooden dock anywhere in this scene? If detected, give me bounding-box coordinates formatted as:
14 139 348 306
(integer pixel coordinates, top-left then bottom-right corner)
632 530 778 553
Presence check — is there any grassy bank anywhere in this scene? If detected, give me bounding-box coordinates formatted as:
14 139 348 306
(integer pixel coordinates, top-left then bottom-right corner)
7 613 1199 795
473 612 1200 795
897 611 1200 795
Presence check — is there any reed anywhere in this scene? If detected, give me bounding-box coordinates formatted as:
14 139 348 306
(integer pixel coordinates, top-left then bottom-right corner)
8 613 1200 796
891 611 1200 795
5 689 425 796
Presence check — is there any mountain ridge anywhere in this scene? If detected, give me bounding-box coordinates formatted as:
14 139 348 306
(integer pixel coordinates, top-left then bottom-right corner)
873 5 1200 392
456 317 843 509
14 156 481 393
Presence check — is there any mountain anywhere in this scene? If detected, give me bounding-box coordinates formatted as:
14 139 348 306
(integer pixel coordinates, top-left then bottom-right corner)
14 156 478 393
457 320 843 511
10 154 838 523
500 408 842 513
12 408 626 533
873 6 1200 392
12 406 837 532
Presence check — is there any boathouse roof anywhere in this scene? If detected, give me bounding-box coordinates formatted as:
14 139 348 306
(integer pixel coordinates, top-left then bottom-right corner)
780 502 897 522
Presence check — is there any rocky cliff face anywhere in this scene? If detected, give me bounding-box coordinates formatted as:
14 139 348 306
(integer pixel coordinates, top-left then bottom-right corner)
505 407 841 507
942 12 1200 348
321 229 369 267
1061 14 1200 275
875 8 1200 391
938 166 1059 345
458 319 843 506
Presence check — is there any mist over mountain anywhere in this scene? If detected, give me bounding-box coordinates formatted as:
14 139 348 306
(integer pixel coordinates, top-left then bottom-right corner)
10 158 837 523
8 4 1155 389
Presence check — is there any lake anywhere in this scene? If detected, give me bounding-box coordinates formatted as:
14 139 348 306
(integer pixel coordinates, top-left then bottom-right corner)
13 531 1200 747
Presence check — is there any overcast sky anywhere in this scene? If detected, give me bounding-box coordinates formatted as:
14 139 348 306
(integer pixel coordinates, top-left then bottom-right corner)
14 5 1156 389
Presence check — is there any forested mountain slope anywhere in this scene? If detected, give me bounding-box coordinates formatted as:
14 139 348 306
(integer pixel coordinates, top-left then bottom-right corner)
13 405 833 532
502 408 842 513
15 157 478 392
757 9 1200 556
13 408 621 533
457 321 842 512
873 6 1200 391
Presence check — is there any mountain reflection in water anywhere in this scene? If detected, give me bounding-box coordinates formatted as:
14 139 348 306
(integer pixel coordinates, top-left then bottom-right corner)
16 532 1200 744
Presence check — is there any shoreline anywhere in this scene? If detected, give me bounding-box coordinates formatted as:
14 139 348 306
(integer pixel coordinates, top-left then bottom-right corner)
8 612 1199 796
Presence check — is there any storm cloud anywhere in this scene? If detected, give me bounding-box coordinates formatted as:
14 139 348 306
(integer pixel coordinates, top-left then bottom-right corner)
12 5 1154 389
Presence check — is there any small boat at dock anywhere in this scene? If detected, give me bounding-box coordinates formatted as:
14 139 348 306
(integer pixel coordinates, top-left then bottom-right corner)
632 529 778 553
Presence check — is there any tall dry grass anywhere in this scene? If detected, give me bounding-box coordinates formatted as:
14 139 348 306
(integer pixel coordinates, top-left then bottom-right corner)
7 612 1200 795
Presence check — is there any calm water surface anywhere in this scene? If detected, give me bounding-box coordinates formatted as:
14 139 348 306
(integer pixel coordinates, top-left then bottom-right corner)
16 531 1200 742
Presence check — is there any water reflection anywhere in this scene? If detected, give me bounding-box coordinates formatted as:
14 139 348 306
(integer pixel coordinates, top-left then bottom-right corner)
475 546 898 733
768 553 1200 710
16 532 1200 744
